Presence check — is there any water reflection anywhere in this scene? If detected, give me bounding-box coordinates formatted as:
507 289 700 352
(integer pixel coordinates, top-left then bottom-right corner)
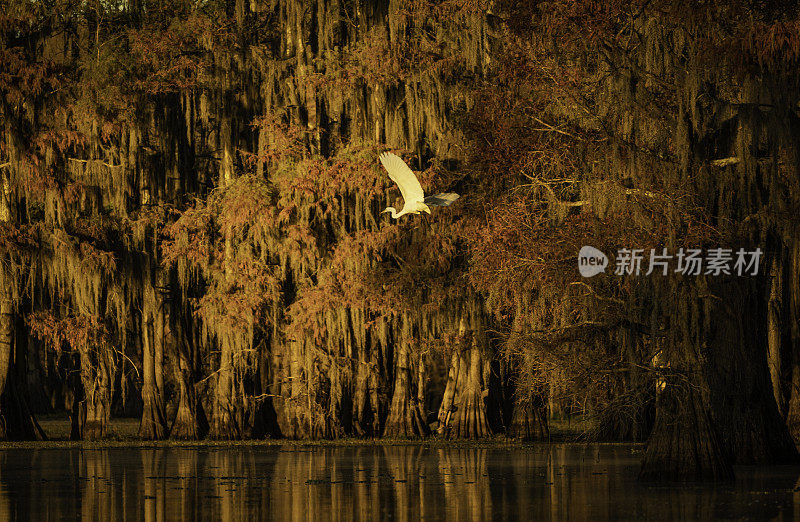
0 444 798 520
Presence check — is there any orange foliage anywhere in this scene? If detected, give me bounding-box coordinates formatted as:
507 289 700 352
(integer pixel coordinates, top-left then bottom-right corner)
0 47 62 107
162 199 214 270
125 13 231 94
0 222 39 255
27 312 112 354
247 114 307 165
162 175 286 334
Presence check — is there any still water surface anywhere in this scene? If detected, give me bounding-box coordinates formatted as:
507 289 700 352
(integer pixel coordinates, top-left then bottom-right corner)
0 444 798 520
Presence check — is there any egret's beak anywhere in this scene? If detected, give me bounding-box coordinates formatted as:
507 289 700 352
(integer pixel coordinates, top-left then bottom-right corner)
421 204 431 215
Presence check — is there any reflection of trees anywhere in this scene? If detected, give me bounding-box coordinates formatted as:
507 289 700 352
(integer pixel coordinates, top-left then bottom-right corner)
269 447 352 521
270 449 312 519
353 446 381 521
211 449 259 522
0 445 798 519
141 448 166 522
382 445 423 522
491 446 549 520
546 445 607 520
173 448 202 520
0 455 8 521
438 448 491 521
266 445 490 520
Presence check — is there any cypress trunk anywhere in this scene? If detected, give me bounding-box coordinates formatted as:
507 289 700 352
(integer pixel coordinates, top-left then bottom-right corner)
209 336 240 439
170 316 206 439
509 390 549 441
276 339 306 439
782 235 800 439
0 309 45 441
0 297 12 438
704 277 799 464
139 303 168 439
437 302 493 439
75 347 114 440
383 319 428 438
640 376 733 482
440 343 492 439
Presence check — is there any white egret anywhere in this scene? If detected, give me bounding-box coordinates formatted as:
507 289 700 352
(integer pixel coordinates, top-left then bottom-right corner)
379 152 460 219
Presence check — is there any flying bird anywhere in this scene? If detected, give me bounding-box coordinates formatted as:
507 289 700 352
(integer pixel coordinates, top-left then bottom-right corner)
379 152 460 219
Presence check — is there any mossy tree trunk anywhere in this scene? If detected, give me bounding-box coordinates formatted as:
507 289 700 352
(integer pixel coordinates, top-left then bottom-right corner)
210 335 241 439
509 389 549 441
208 115 246 440
383 318 428 438
0 311 45 441
352 321 382 437
139 283 168 440
779 235 800 439
767 256 789 417
440 343 492 439
639 280 734 481
786 363 800 440
274 337 312 439
75 345 114 440
170 310 206 439
0 297 12 439
438 306 493 439
0 138 41 440
641 274 799 480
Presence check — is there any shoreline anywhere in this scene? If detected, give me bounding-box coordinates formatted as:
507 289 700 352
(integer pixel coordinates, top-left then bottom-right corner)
0 414 611 450
0 437 643 450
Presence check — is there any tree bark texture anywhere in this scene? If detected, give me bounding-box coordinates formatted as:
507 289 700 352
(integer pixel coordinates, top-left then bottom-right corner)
438 307 492 439
383 318 429 438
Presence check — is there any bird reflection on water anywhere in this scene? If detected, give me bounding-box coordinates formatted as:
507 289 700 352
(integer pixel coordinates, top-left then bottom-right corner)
0 444 798 520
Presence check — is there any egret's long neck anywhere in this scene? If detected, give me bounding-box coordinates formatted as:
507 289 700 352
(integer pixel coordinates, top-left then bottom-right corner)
382 207 401 219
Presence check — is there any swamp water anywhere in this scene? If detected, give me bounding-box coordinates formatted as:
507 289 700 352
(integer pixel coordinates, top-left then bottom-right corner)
0 444 798 520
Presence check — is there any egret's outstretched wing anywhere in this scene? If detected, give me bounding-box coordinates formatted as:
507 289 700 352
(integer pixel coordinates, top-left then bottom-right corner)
379 152 424 204
424 193 460 207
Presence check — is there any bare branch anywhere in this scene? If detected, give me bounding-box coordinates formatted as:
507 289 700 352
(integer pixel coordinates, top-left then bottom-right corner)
710 157 740 167
68 158 123 168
